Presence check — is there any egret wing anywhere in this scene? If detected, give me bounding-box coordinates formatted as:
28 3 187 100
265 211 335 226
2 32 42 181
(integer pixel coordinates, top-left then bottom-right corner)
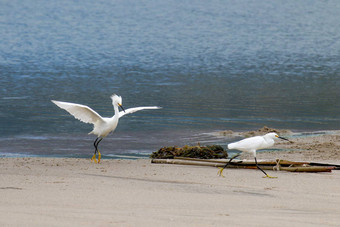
51 100 103 124
118 106 161 118
228 136 264 151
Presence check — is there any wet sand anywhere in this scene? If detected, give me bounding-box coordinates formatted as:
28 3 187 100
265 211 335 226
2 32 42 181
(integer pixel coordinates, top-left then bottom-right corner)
217 128 340 162
1 130 340 226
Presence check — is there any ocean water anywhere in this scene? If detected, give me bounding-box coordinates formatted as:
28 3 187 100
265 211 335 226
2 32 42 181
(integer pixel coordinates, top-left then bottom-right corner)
0 0 339 157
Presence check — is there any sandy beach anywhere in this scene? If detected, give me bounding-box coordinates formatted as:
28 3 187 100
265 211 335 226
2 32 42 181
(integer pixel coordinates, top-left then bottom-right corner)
1 130 340 226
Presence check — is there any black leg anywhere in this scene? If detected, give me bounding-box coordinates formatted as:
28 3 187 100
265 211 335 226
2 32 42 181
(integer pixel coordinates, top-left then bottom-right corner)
95 138 103 149
254 157 268 176
218 153 240 177
91 137 103 163
93 137 103 152
93 137 100 155
222 154 240 170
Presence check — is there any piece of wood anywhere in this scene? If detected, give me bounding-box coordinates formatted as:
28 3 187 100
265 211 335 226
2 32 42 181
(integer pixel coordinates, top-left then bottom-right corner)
151 159 224 167
174 157 310 166
309 162 340 170
280 166 334 172
240 165 334 172
174 157 234 164
151 159 334 172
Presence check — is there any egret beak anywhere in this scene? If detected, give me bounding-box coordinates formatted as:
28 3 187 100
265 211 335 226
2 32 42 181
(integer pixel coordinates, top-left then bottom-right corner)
278 136 290 142
118 104 125 112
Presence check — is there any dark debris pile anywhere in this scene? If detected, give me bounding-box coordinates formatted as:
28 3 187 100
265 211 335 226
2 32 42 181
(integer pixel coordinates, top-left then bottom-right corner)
150 145 228 159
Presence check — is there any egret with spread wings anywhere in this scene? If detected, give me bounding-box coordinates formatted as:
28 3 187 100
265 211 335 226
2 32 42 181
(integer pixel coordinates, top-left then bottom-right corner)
52 94 161 163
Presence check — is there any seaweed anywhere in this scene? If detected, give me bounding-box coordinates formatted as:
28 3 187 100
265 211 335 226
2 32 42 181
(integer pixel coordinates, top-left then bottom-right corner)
150 144 228 159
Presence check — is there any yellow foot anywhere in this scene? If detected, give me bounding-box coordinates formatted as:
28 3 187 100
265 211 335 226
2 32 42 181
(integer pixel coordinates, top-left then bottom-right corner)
91 154 97 163
217 167 225 178
263 174 277 179
98 150 101 164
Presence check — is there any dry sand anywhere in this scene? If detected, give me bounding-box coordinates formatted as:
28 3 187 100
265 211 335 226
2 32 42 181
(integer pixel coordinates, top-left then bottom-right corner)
1 130 340 226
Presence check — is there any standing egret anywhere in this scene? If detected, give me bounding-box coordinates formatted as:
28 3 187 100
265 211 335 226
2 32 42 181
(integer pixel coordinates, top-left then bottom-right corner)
217 132 290 178
52 94 161 163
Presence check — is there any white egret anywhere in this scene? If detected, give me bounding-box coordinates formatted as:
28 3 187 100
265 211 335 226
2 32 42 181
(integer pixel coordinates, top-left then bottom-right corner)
217 132 290 178
52 94 161 163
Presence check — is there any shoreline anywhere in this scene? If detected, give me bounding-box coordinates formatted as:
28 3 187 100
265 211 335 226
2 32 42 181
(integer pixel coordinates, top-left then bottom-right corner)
1 128 339 225
1 128 340 161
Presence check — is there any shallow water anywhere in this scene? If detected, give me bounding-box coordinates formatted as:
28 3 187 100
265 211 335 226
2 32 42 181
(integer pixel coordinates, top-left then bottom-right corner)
0 0 339 157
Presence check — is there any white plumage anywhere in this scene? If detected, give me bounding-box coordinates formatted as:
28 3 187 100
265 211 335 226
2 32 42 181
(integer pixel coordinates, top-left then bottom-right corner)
218 132 290 178
51 101 104 128
228 132 279 157
118 106 162 118
52 94 161 163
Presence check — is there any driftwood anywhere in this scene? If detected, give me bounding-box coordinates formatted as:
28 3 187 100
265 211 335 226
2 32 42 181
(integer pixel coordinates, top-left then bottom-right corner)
308 162 340 169
174 157 340 169
151 158 336 173
174 157 310 166
151 159 224 168
238 165 334 172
